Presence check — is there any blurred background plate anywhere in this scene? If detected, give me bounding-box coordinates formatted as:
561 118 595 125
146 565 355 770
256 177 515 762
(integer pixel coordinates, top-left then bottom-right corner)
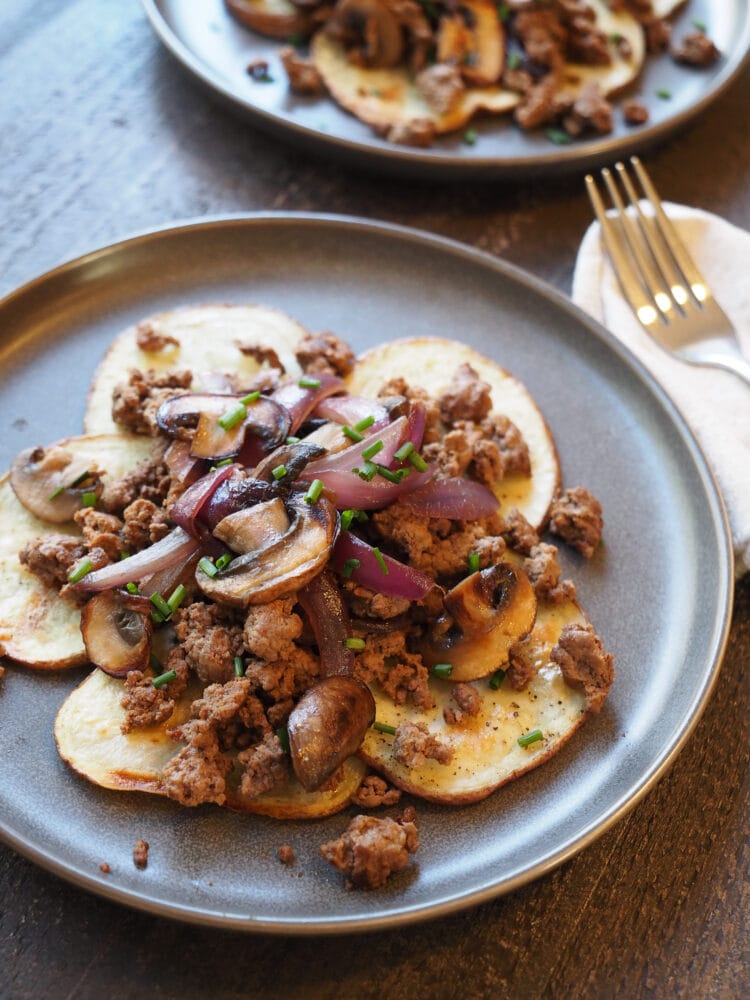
0 215 732 932
142 0 750 178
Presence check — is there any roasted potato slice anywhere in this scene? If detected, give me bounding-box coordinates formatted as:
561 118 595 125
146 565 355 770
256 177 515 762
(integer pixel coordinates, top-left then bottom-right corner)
85 304 310 435
54 668 367 818
345 337 560 530
359 596 591 804
0 433 157 670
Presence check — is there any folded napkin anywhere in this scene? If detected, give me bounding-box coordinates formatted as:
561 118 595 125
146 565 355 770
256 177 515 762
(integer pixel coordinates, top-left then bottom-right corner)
572 202 750 578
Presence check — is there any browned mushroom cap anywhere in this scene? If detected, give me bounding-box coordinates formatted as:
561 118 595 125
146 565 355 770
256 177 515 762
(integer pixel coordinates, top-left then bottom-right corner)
156 393 291 462
420 562 537 682
10 445 102 523
436 0 505 86
80 590 152 677
287 675 376 791
196 492 337 607
329 0 405 68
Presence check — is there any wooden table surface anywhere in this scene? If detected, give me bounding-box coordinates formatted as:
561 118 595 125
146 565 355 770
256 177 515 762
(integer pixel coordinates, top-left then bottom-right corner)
1 3 748 998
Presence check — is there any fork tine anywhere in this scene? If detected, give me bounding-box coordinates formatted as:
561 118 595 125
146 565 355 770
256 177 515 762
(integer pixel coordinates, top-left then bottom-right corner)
584 173 661 328
630 156 709 305
601 166 678 321
614 161 690 310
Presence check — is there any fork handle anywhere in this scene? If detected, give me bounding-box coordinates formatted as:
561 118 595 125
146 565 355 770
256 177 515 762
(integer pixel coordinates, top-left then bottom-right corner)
681 344 750 388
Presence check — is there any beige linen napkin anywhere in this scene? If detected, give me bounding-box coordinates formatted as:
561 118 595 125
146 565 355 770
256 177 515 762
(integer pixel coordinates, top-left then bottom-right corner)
572 202 750 578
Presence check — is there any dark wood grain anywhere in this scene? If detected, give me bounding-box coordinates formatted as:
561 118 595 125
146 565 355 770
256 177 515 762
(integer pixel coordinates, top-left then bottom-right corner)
1 2 748 998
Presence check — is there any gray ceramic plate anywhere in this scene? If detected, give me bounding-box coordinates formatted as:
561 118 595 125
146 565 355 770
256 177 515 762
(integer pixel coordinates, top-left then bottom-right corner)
141 0 750 178
0 215 732 933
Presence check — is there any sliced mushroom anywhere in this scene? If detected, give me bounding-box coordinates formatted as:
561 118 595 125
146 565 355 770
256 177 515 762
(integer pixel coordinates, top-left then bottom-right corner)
420 562 537 682
436 0 505 86
252 440 327 483
330 0 405 69
196 493 337 607
81 590 152 677
287 675 376 791
156 393 291 462
212 497 290 554
10 445 102 523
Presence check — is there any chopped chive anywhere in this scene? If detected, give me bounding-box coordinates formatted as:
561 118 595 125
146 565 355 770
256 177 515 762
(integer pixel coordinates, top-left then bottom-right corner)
518 728 544 748
167 583 188 613
286 32 306 46
395 467 412 482
198 555 218 578
340 509 355 531
354 415 375 432
373 721 397 736
507 51 522 70
81 491 97 508
341 508 367 530
49 485 65 500
463 129 478 146
394 441 414 462
489 669 505 690
692 18 706 32
342 425 365 443
285 435 301 445
150 592 172 619
375 464 402 484
275 726 290 753
126 582 139 594
545 127 573 145
234 655 245 677
357 461 377 482
344 637 366 650
372 547 389 575
218 402 247 430
467 552 480 573
69 469 92 488
304 478 324 504
149 653 163 673
341 557 360 578
240 391 261 405
432 663 453 679
298 376 321 388
656 88 672 100
120 551 130 560
67 558 93 584
361 440 384 461
408 451 428 472
214 457 233 467
152 669 177 689
496 1 509 21
215 553 232 571
271 464 288 480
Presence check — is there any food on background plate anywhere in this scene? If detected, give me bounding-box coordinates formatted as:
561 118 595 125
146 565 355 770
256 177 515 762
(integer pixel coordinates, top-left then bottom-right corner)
2 304 613 889
225 0 720 147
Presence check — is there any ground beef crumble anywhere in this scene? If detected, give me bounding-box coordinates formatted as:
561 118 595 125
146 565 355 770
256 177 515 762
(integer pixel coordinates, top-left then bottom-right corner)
352 774 403 808
277 844 295 865
100 457 172 515
294 331 355 377
549 486 603 558
444 682 483 725
111 369 193 435
550 622 614 712
120 656 189 734
18 535 87 589
136 321 180 353
393 720 453 768
320 810 419 889
173 601 245 685
237 731 289 798
354 632 434 709
133 839 149 869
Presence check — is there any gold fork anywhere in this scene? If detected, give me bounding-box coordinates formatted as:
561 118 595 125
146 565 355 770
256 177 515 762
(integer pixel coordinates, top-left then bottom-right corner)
585 156 750 388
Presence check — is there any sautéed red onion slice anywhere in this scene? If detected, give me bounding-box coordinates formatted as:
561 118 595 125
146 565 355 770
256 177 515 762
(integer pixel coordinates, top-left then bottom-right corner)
72 527 201 592
298 570 354 678
400 477 499 519
271 374 343 433
331 533 434 600
169 463 240 536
